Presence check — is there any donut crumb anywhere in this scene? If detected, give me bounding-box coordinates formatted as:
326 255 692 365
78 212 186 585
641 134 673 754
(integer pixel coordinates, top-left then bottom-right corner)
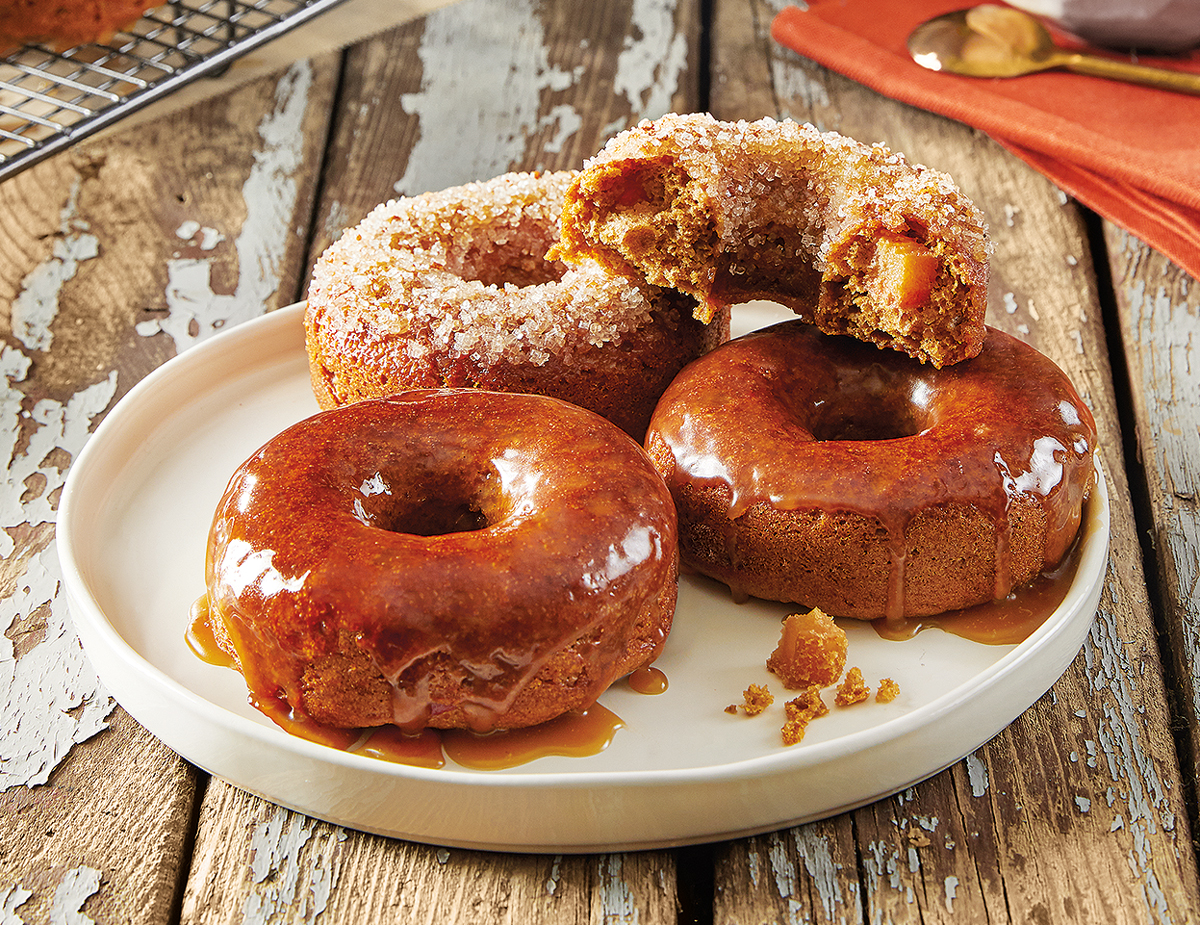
876 677 900 703
781 687 828 746
835 666 870 706
766 608 847 690
731 683 774 716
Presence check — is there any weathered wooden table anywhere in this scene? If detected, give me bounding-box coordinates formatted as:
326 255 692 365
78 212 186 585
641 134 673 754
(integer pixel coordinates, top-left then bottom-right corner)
3 0 1198 921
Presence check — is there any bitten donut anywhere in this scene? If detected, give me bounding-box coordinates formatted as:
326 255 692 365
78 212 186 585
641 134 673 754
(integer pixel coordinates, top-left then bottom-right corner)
645 322 1096 621
305 170 728 440
206 390 679 733
551 113 990 368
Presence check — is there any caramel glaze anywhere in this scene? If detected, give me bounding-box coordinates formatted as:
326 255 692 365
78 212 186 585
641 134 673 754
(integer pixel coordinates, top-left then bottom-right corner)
627 664 669 694
873 524 1085 645
205 390 678 735
645 321 1096 621
190 592 623 768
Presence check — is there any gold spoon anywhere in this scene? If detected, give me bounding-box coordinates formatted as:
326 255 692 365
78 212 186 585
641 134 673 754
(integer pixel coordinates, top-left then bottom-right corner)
908 4 1200 95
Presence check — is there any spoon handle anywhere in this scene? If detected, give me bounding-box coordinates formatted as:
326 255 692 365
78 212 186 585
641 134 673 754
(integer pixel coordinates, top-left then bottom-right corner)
1064 53 1200 96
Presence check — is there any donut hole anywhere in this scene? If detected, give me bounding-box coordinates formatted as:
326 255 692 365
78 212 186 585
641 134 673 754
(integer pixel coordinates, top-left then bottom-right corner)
718 220 822 308
800 366 932 442
356 471 504 536
452 217 565 289
387 497 490 536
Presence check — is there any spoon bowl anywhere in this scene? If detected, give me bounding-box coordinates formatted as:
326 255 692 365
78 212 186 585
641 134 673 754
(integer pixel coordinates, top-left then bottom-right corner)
908 5 1200 94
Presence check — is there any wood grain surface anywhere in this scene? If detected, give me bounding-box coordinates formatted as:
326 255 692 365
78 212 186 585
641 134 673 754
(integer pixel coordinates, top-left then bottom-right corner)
2 0 1198 921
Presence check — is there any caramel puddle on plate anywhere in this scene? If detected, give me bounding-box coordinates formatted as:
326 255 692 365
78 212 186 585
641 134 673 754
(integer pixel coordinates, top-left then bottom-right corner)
187 595 625 770
873 531 1084 645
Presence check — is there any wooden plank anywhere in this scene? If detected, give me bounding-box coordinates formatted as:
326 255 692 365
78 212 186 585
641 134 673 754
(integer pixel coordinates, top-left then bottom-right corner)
0 54 340 923
181 779 677 925
706 1 1200 921
179 1 700 922
305 0 701 272
1105 227 1200 780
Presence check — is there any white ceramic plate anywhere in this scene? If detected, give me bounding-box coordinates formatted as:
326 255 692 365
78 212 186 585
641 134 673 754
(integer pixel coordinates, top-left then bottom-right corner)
58 302 1110 852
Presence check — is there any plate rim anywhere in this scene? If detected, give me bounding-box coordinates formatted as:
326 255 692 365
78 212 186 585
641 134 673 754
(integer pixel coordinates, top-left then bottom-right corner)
56 304 1111 829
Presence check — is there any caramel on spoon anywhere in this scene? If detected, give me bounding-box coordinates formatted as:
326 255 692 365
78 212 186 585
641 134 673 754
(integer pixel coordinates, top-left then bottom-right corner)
908 4 1200 95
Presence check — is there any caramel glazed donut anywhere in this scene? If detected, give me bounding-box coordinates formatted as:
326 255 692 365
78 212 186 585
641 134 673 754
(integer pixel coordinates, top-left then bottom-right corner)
645 322 1097 621
304 170 729 441
206 390 679 733
551 113 990 368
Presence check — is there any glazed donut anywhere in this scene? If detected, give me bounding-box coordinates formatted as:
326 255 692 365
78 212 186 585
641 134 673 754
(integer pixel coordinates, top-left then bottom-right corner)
551 113 990 368
206 390 679 733
305 170 729 441
644 322 1096 620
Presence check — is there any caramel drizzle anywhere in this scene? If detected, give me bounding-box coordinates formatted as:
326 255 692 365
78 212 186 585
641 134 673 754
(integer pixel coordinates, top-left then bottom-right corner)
202 393 677 735
650 323 1096 621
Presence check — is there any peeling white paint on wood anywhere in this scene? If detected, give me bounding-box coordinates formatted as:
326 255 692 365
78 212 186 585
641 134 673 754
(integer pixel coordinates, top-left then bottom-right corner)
242 804 345 925
944 875 958 911
0 867 103 925
792 827 847 922
597 854 640 925
764 831 803 925
139 60 313 354
2 340 117 788
965 752 989 797
49 866 101 925
611 0 688 122
863 840 909 905
0 885 32 924
545 855 562 895
394 0 579 196
1120 267 1200 748
1083 592 1179 924
10 180 99 354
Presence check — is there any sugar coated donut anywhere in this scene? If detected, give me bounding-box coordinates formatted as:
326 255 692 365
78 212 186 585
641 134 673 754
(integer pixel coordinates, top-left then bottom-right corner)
206 390 679 733
305 170 729 440
645 322 1096 620
551 113 990 368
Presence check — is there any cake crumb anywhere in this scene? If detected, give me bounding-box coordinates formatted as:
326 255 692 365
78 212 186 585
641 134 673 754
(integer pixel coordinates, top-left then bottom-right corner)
766 608 847 689
876 677 900 703
781 716 809 746
781 688 827 746
835 666 870 706
734 683 774 716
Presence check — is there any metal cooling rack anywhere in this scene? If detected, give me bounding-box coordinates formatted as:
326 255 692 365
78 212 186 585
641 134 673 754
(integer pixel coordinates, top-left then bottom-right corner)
0 0 348 183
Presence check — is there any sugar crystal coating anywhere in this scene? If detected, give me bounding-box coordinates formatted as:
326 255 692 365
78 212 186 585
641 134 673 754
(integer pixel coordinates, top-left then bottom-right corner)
308 172 657 368
553 113 992 367
305 170 727 439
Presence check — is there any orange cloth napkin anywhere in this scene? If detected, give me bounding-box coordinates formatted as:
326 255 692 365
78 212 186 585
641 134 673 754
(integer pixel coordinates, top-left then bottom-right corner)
771 1 1200 280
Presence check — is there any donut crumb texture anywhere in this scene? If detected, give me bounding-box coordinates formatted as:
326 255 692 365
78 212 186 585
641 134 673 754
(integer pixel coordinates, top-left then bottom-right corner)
766 608 847 689
554 113 990 367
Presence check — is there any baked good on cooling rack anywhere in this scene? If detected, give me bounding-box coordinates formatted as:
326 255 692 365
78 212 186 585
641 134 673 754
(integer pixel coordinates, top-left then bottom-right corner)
305 170 729 440
0 1 158 51
644 321 1096 620
551 113 990 368
205 389 679 733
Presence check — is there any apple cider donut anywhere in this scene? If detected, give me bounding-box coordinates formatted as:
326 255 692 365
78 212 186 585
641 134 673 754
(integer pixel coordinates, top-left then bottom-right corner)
305 170 728 440
551 113 990 367
644 322 1096 620
206 390 679 733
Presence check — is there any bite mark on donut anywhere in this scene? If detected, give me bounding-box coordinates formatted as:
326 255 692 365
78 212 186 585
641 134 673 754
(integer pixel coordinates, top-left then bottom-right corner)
555 114 991 367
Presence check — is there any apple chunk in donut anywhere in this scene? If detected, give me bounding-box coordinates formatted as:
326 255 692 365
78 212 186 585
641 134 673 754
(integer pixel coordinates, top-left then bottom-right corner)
205 390 678 733
551 113 990 368
644 321 1096 621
